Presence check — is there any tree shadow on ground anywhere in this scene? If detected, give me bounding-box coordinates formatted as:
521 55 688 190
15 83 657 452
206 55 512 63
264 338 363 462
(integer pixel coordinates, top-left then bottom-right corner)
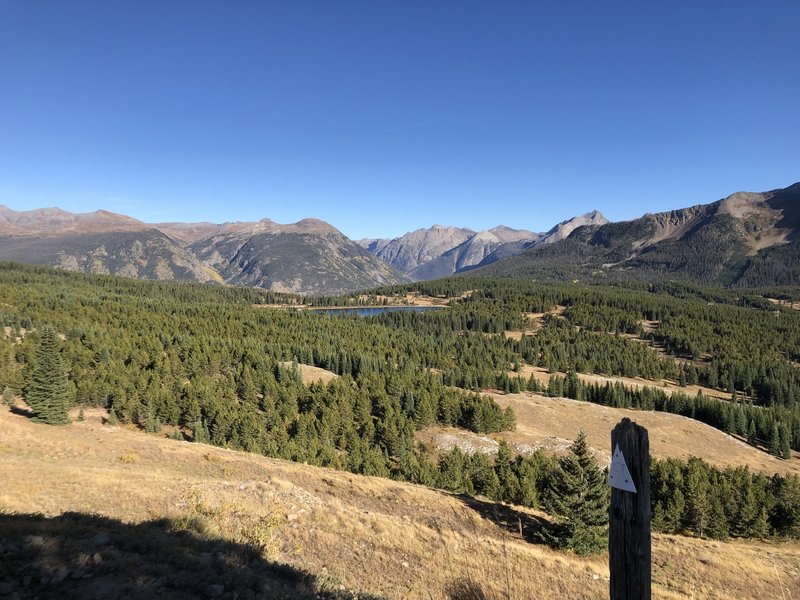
8 404 32 419
0 511 382 600
454 493 560 549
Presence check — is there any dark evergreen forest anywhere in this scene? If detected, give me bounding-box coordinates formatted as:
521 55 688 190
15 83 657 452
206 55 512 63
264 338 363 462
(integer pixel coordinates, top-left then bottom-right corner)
1 263 798 543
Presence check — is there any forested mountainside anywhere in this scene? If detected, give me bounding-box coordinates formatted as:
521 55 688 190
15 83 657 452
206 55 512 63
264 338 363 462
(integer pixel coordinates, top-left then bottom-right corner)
478 182 800 287
2 262 799 547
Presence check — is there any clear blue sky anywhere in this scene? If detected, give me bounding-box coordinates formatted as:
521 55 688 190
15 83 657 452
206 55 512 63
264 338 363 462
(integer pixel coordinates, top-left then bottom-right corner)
1 1 798 239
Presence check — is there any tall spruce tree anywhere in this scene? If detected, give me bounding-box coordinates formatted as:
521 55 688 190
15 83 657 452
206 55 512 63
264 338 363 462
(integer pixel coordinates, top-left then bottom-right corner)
546 431 608 555
26 326 71 425
780 423 792 460
769 424 782 458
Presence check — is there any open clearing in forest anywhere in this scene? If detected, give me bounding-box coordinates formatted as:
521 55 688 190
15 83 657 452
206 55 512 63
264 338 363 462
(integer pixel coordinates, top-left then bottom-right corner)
511 364 731 401
278 361 339 385
421 392 799 476
2 407 799 599
252 291 459 312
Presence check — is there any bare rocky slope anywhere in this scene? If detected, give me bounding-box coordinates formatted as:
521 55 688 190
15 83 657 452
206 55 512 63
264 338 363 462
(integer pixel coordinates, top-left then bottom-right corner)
0 207 217 283
360 214 609 281
188 218 407 295
358 225 477 274
3 181 798 291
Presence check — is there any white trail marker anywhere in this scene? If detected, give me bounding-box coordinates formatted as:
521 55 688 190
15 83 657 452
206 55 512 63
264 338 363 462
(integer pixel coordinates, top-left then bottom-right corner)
608 444 637 493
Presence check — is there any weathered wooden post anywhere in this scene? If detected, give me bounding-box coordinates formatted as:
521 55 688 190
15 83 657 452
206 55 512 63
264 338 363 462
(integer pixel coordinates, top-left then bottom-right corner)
609 418 650 600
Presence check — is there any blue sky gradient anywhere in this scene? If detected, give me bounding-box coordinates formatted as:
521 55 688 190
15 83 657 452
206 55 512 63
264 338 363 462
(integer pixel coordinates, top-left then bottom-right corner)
1 1 798 239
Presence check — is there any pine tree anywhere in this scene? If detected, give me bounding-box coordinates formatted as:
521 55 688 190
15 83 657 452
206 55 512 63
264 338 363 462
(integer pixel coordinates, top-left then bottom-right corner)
26 326 71 425
780 423 792 460
193 418 210 444
2 386 15 408
746 418 758 446
769 423 782 457
495 440 520 502
750 506 771 539
683 458 710 537
546 431 608 555
707 493 729 540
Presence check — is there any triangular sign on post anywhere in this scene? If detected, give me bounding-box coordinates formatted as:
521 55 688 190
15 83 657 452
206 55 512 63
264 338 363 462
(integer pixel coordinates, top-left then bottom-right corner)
608 444 637 493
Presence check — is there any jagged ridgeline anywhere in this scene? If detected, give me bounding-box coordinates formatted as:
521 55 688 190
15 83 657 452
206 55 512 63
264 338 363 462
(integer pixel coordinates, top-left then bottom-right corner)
474 182 800 286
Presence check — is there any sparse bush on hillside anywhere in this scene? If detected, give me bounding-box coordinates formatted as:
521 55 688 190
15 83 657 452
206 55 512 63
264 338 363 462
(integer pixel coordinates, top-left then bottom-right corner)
2 385 14 407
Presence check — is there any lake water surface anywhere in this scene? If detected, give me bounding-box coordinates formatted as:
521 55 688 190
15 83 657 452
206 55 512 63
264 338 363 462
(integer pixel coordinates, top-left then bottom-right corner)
309 306 443 317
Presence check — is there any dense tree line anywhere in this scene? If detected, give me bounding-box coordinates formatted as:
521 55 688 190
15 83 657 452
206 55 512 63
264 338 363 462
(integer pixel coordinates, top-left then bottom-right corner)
651 457 800 540
541 373 800 455
2 263 799 548
0 263 514 480
428 441 800 543
374 277 800 408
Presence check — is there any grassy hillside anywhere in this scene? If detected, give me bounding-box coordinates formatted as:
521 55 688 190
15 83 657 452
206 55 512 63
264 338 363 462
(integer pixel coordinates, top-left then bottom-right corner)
2 407 799 600
419 391 800 476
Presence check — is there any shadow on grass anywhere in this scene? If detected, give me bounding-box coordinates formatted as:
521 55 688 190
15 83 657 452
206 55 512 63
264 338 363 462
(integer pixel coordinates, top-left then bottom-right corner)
443 576 492 600
8 404 32 418
454 493 560 549
0 511 382 600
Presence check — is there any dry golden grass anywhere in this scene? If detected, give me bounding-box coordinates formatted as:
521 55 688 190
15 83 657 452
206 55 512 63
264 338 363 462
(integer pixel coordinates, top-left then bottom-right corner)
251 292 455 312
513 364 731 401
1 407 799 599
278 362 340 385
466 391 799 475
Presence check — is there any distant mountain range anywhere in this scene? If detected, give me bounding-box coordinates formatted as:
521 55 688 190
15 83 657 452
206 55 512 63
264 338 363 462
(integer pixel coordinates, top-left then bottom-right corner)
0 208 405 294
1 182 797 293
475 183 800 287
358 211 608 279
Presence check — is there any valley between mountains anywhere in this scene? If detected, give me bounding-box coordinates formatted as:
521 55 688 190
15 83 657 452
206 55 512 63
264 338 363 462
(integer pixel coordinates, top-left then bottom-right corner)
2 182 800 599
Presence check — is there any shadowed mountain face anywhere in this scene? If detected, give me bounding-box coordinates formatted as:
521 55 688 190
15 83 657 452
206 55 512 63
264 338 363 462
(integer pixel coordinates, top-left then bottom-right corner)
477 182 800 287
189 219 407 295
0 207 407 294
